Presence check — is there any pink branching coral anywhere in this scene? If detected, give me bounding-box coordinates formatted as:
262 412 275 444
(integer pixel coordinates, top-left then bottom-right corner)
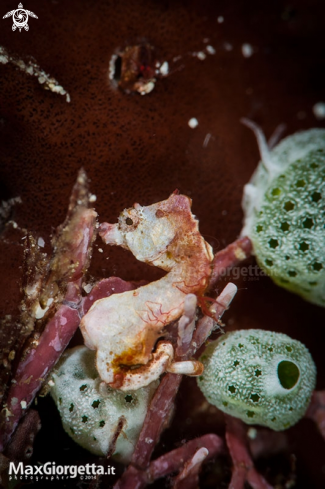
0 170 97 452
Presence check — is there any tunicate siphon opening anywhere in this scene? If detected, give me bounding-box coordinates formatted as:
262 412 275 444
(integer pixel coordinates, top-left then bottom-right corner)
303 218 314 229
284 201 295 211
250 393 260 403
311 192 321 203
295 179 306 188
313 262 323 272
299 241 309 252
268 238 279 249
280 222 290 232
277 360 300 389
271 187 281 196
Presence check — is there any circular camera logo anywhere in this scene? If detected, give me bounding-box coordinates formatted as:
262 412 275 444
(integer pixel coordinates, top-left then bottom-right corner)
3 3 38 32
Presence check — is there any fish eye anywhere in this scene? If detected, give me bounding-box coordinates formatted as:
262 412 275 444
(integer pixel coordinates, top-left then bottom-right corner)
125 217 133 225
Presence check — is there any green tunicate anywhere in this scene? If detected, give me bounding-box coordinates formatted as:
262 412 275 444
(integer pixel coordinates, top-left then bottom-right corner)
197 329 316 430
242 128 325 306
50 346 158 463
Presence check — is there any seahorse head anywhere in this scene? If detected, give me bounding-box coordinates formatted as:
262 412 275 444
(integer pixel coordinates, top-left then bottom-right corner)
99 192 197 269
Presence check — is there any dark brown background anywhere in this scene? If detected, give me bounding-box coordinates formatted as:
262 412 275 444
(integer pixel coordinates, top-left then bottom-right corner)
1 1 325 487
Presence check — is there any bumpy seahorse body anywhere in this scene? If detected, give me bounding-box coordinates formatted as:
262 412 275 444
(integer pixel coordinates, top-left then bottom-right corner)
80 192 214 390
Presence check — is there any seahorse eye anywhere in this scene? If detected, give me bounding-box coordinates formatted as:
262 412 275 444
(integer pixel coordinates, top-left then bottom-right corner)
277 360 300 389
125 217 133 225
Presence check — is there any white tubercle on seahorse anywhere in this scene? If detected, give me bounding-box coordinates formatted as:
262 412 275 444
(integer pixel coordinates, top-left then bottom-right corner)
79 191 214 391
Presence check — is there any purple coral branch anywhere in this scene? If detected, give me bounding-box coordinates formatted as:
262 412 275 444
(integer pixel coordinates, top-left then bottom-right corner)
0 170 97 453
0 305 81 452
225 414 273 489
172 447 209 489
148 434 222 480
131 373 183 470
115 434 223 489
208 236 252 290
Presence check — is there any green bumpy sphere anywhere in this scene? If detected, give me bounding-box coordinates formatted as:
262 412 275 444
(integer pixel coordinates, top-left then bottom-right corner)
242 128 325 306
50 346 158 463
197 329 316 430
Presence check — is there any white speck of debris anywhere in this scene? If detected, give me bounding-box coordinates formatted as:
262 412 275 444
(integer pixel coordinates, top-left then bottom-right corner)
139 80 156 95
11 397 18 406
247 427 257 439
34 298 53 320
89 194 97 203
108 54 118 81
218 16 224 23
21 401 27 409
313 102 325 120
203 133 212 148
197 51 206 61
206 45 216 55
242 43 254 58
48 380 55 387
159 61 169 76
38 237 45 248
12 221 18 229
98 248 104 253
0 54 9 64
188 118 199 129
155 61 161 68
0 46 70 102
8 350 15 361
223 42 233 51
145 437 153 444
83 283 93 294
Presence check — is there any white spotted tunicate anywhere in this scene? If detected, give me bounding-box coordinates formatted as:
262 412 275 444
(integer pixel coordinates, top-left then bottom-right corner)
50 346 158 463
242 124 325 306
197 329 316 430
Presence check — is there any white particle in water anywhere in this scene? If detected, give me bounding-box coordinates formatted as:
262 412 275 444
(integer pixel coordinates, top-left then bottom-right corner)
197 51 206 60
242 43 254 58
160 61 169 76
206 45 216 55
188 118 199 129
313 102 325 120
